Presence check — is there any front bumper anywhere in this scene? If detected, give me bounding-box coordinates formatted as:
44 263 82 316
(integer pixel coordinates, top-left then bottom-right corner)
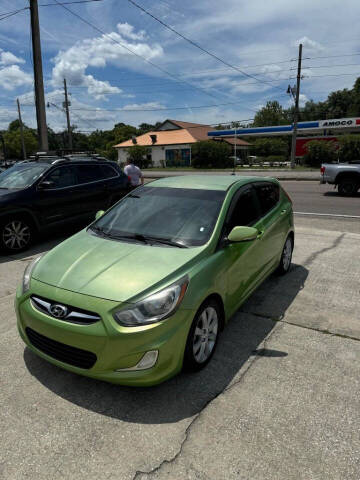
15 279 195 386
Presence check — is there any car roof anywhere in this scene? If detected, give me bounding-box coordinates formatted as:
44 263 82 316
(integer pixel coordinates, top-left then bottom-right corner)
147 175 276 191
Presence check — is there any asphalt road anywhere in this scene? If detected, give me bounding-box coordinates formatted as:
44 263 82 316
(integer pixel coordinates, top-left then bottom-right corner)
282 181 360 217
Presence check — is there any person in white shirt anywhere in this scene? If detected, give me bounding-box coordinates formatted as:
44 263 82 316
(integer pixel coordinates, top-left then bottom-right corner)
124 159 144 187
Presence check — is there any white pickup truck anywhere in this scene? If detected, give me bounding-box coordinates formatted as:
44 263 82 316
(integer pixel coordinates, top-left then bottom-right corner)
320 161 360 196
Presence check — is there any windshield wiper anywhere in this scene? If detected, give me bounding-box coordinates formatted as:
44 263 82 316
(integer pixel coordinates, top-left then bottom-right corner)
106 232 150 244
90 225 110 237
142 236 188 248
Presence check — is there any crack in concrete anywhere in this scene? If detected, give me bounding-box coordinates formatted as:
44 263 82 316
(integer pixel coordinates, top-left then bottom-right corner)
131 307 359 479
131 323 281 480
303 232 345 267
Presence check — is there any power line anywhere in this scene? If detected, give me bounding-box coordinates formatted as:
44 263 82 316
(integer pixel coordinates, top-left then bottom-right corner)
306 53 360 60
0 7 29 21
39 0 104 6
126 0 285 93
302 72 360 79
50 0 233 104
70 101 254 112
293 63 360 70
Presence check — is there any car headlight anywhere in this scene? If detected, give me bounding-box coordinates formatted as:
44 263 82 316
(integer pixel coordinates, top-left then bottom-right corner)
113 276 189 327
22 255 43 294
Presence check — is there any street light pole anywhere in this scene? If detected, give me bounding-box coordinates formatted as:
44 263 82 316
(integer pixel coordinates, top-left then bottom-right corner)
29 0 48 152
290 43 303 169
232 122 237 175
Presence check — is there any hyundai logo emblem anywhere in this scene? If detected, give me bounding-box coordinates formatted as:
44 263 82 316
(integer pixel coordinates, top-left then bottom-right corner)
49 304 68 319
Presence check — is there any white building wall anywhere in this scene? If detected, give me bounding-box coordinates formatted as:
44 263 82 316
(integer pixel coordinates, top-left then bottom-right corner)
117 143 192 167
117 148 129 165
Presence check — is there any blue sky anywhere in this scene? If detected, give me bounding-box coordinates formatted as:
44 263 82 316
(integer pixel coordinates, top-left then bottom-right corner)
0 0 360 132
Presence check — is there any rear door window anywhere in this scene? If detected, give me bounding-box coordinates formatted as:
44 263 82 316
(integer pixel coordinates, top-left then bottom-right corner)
254 182 280 216
76 165 103 184
99 164 118 179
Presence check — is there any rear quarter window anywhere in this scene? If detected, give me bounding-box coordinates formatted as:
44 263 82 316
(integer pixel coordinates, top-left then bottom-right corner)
254 182 280 216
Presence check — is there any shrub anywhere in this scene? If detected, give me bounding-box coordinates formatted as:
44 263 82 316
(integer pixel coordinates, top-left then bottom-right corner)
192 140 232 168
303 140 337 167
252 138 288 157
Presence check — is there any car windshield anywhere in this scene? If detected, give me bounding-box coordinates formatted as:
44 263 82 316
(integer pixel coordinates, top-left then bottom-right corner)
0 163 49 189
92 186 226 247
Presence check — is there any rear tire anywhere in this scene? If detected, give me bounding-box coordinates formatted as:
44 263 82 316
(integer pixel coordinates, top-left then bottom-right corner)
0 216 35 253
276 235 293 275
183 299 221 372
338 179 358 196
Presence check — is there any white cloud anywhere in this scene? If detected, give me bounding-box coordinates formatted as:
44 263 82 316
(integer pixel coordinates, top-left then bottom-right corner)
0 49 25 66
294 36 324 51
116 23 146 41
51 23 163 100
0 65 32 91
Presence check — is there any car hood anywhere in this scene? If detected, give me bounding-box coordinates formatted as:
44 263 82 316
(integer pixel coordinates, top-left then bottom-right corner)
33 230 204 302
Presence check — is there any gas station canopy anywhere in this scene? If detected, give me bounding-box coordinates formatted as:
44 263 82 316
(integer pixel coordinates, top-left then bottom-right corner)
208 117 360 138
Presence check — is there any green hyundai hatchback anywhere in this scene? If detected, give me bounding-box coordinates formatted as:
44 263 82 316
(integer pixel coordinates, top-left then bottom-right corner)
15 175 294 386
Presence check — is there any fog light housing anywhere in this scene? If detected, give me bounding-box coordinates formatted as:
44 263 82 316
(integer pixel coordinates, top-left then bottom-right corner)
115 350 158 372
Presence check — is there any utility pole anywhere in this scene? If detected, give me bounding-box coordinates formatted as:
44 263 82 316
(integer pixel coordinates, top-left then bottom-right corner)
29 0 48 152
290 43 303 169
17 99 27 160
63 78 73 151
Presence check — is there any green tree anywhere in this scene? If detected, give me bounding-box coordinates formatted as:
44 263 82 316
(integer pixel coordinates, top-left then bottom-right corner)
127 145 150 168
3 129 38 158
303 140 337 167
253 101 287 127
192 140 232 168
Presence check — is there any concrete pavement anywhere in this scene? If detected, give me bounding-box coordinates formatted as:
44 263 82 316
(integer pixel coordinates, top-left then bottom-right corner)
0 217 359 479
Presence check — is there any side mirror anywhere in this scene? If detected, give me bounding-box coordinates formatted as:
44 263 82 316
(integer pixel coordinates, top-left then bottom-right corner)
38 180 55 190
95 210 105 220
227 226 258 243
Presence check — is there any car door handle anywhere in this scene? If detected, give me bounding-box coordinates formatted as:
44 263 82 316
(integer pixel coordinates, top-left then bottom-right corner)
280 209 287 215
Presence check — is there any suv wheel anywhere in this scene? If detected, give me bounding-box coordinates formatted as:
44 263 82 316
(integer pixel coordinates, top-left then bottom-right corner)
183 299 220 372
338 179 358 196
277 236 293 275
0 217 34 253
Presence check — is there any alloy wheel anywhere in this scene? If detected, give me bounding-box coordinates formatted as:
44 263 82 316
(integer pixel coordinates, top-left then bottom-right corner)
192 306 219 364
282 238 292 271
2 220 31 251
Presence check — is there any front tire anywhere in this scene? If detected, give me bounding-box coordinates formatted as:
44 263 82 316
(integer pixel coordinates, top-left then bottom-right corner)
183 299 220 372
276 235 293 275
0 217 35 253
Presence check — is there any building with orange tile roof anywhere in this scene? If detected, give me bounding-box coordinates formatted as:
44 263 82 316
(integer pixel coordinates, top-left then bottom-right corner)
114 119 250 167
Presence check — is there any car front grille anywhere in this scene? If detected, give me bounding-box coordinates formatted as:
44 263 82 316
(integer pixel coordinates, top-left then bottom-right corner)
25 327 97 369
30 295 101 325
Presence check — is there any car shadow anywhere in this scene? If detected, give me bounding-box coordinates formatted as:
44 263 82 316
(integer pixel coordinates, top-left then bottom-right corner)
323 191 360 197
0 223 83 264
24 263 308 425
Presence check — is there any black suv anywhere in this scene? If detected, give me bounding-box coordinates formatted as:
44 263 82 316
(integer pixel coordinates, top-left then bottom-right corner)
0 156 130 253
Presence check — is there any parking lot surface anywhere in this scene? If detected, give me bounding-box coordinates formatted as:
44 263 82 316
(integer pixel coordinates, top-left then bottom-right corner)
1 214 359 479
